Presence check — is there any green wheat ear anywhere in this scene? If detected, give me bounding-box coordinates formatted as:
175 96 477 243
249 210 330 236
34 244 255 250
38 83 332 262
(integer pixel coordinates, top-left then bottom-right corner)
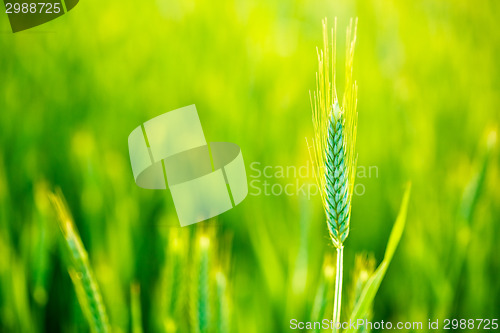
308 17 358 249
48 189 110 333
308 17 358 329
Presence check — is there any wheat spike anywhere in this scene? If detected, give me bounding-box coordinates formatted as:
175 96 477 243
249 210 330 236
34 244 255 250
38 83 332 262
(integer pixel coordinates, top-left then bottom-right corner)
309 18 358 248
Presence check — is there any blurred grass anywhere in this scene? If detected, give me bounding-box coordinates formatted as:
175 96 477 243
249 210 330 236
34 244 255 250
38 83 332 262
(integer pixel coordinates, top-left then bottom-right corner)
0 0 499 332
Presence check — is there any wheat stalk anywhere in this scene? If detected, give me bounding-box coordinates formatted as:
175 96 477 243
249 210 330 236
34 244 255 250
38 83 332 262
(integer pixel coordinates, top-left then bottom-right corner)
308 17 358 330
48 189 110 333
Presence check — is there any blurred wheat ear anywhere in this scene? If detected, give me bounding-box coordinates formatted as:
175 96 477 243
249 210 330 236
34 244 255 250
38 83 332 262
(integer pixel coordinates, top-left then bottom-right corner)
190 232 212 333
347 253 376 333
48 189 110 333
308 17 358 329
161 227 188 333
131 283 143 333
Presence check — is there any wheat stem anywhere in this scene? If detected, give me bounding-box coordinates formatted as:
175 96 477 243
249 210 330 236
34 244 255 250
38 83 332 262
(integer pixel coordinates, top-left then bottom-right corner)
333 246 344 332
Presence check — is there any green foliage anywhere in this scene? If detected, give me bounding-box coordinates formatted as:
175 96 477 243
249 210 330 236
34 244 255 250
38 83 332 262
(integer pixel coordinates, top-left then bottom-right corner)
0 0 499 332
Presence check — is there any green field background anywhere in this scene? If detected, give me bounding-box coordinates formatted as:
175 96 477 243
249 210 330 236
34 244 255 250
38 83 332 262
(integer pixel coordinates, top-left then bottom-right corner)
0 0 499 332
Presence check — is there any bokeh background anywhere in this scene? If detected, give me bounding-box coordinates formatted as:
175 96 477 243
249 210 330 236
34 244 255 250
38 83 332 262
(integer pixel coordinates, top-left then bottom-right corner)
1 0 499 332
